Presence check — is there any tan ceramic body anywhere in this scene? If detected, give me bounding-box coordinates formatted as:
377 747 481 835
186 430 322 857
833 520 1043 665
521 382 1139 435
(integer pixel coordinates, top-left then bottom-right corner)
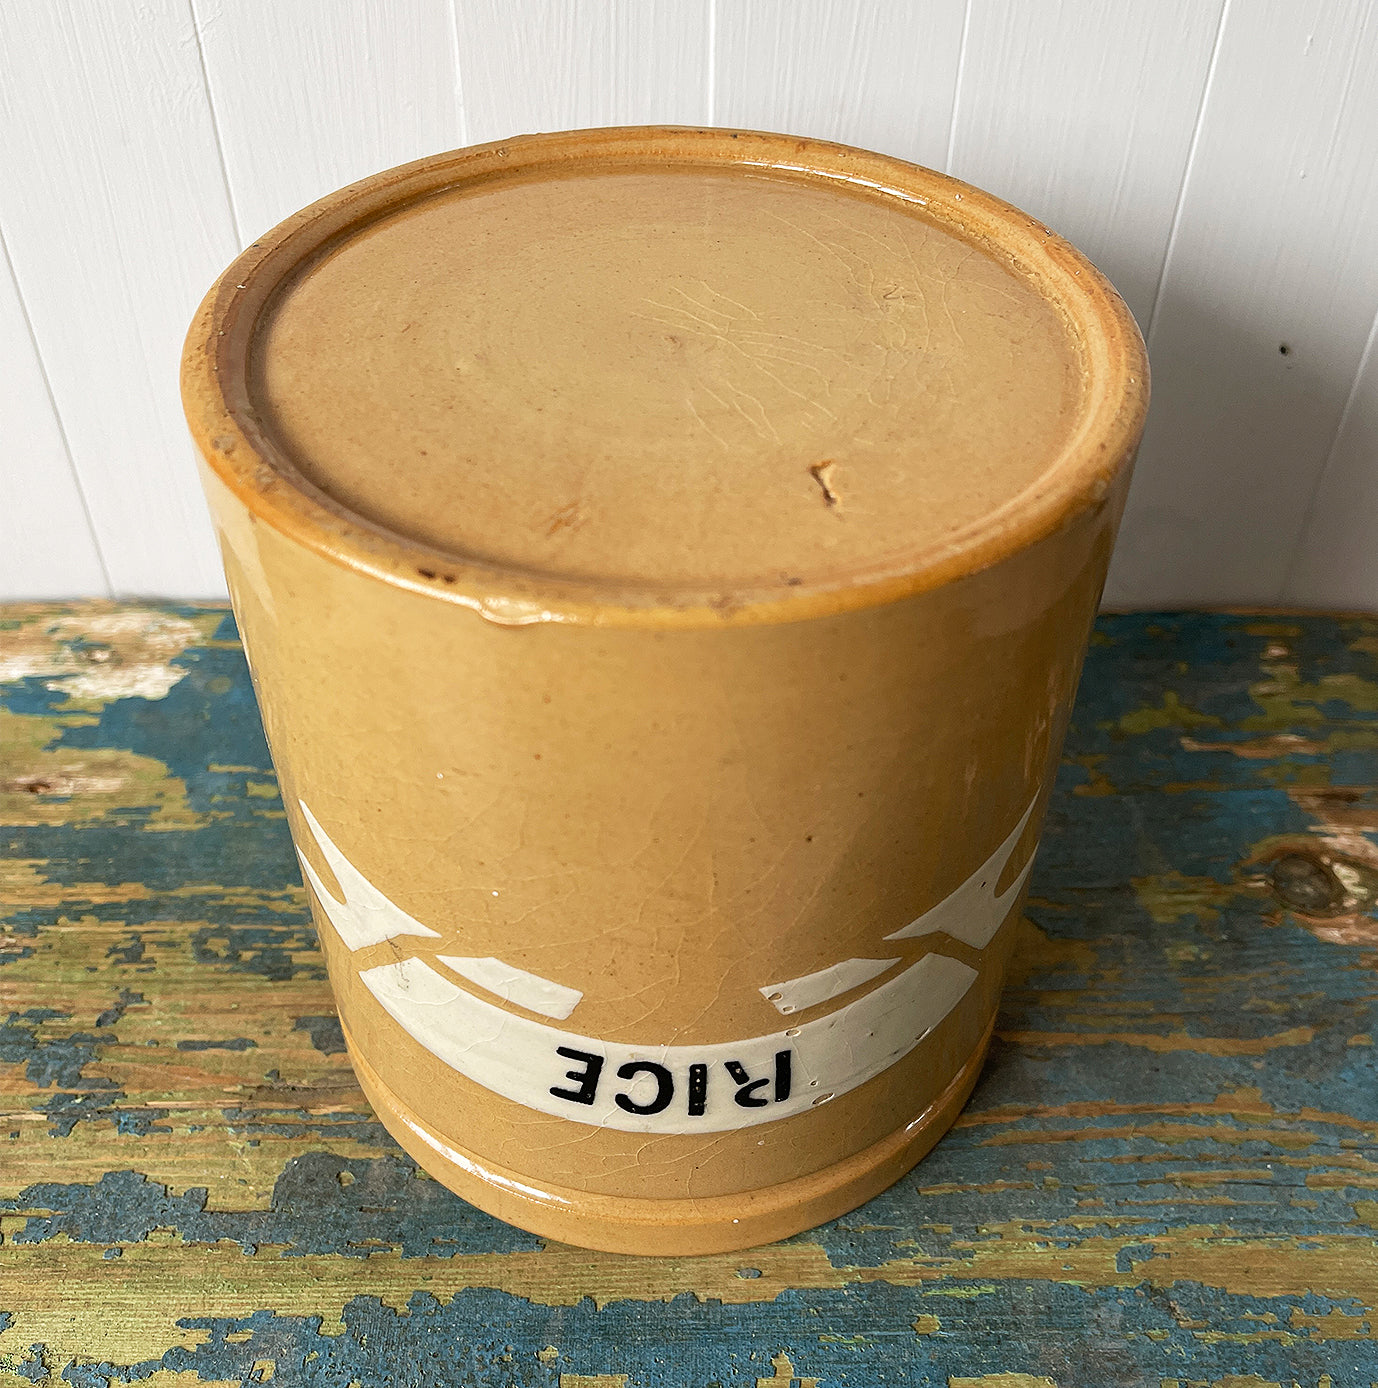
183 128 1147 1255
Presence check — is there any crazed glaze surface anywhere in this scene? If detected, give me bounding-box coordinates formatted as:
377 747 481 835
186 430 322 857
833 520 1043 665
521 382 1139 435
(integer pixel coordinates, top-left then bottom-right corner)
181 128 1148 1253
255 166 1081 588
195 487 1111 1248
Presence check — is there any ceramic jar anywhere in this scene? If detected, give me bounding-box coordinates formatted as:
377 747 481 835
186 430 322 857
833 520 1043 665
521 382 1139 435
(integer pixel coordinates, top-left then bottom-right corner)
182 127 1148 1254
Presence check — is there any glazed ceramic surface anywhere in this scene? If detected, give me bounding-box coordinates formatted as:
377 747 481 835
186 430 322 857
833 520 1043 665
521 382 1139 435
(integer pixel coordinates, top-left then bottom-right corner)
182 127 1148 1254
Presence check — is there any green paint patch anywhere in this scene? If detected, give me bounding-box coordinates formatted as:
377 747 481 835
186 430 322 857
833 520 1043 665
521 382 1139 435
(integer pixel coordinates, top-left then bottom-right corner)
1243 665 1378 732
1192 1328 1299 1346
1290 1305 1375 1339
1066 752 1117 797
1132 870 1255 925
0 710 203 830
1112 691 1223 735
948 1378 1058 1388
1353 1200 1378 1229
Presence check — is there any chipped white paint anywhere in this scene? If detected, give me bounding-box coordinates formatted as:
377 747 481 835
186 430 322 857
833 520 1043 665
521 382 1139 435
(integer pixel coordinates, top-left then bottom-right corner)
11 771 130 798
760 956 899 1016
437 955 584 1020
0 610 212 702
296 800 442 951
359 951 977 1134
886 800 1037 949
52 666 189 703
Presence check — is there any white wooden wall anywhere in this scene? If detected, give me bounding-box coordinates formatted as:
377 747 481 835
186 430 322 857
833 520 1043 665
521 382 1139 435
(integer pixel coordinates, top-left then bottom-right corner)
2 0 1376 609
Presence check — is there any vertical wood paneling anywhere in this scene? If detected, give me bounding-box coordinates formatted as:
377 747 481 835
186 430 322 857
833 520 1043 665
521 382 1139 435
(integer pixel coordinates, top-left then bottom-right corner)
714 0 965 170
193 0 463 244
0 242 108 599
1 0 1376 609
0 1 238 597
1105 0 1378 609
1284 310 1378 610
455 0 710 144
946 0 1225 326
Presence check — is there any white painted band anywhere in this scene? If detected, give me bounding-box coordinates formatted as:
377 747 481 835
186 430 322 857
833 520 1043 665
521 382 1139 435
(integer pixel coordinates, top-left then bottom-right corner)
436 954 584 1020
358 951 978 1134
886 798 1037 948
296 794 1037 1134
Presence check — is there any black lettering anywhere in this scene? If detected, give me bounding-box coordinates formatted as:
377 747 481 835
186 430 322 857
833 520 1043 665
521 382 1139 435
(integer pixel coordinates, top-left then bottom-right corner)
687 1062 708 1116
774 1049 792 1102
725 1059 770 1108
549 1046 604 1105
614 1061 674 1115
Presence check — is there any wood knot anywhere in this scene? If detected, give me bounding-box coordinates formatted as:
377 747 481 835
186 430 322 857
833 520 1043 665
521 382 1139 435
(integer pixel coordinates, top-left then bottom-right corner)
1268 852 1344 915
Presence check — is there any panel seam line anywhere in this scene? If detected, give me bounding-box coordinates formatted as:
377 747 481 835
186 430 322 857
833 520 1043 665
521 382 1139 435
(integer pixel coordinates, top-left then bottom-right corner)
0 221 113 595
448 0 470 147
1277 299 1378 602
187 0 245 247
706 0 718 124
1143 0 1232 349
943 0 974 175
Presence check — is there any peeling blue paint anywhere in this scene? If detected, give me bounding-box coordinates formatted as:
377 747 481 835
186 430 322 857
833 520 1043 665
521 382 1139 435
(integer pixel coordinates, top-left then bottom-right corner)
1 1153 540 1259
76 1283 1378 1387
293 1016 347 1055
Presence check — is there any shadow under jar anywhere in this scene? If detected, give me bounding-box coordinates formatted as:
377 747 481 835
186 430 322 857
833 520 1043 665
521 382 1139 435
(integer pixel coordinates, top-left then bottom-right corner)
181 126 1148 1256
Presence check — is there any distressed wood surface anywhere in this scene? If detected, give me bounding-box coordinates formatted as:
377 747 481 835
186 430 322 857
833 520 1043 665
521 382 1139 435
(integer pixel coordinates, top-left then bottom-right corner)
2 602 1377 1387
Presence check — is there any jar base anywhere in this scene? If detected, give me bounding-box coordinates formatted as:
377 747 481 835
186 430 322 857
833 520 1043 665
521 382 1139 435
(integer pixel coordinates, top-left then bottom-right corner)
343 1017 994 1256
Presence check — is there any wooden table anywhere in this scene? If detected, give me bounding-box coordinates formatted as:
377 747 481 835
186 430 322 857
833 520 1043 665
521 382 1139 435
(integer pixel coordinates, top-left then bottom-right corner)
2 603 1376 1387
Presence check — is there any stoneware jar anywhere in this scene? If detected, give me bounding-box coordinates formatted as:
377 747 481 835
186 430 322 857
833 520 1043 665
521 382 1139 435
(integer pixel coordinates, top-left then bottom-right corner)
181 126 1148 1255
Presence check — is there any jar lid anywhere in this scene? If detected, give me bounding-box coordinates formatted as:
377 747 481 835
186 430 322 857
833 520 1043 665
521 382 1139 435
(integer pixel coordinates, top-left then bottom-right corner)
183 127 1147 626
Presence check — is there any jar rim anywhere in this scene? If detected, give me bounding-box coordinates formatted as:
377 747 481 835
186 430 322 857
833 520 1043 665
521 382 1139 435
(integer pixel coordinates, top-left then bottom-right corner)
181 125 1149 629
